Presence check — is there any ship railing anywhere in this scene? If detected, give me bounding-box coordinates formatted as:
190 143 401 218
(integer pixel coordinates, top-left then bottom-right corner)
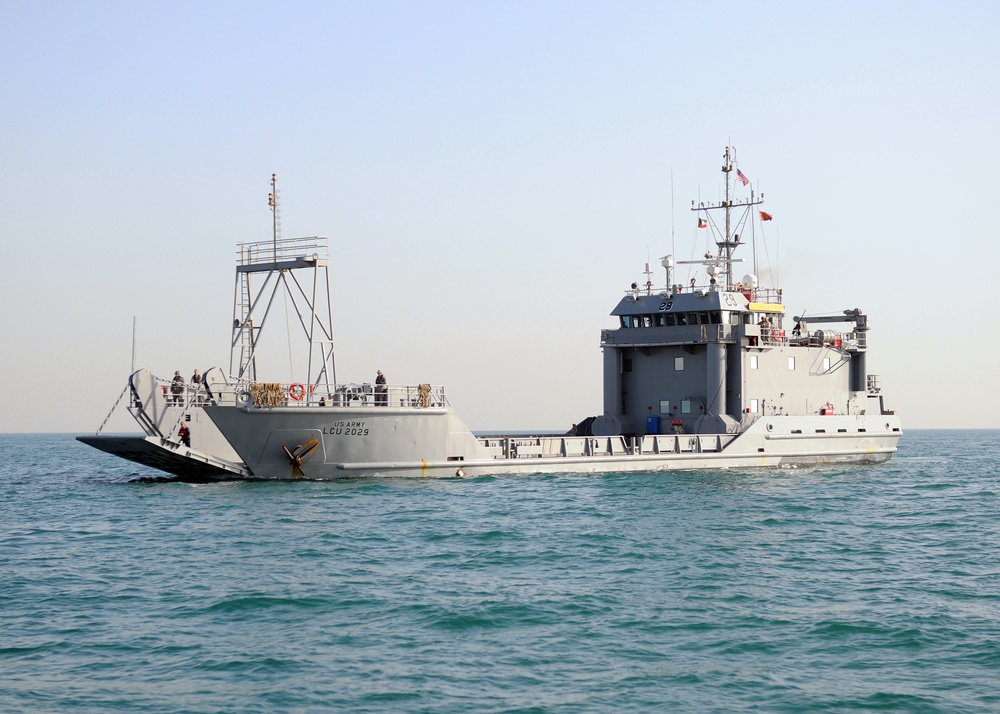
236 236 328 267
743 324 862 350
656 285 784 301
476 433 739 459
602 324 737 346
145 376 213 409
208 381 449 409
745 287 783 304
786 329 859 350
624 285 785 302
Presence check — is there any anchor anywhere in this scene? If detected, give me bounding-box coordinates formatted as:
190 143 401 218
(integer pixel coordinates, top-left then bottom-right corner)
282 438 319 477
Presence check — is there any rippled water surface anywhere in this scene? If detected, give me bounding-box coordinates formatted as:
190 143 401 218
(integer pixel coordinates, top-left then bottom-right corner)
2 431 999 712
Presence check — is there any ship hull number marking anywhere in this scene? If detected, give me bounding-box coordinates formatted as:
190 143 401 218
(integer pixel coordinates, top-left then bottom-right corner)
323 420 369 437
658 294 740 311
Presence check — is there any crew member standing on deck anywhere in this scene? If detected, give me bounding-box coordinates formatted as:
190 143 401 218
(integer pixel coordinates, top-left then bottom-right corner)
178 423 191 447
190 369 202 404
375 370 387 406
758 315 772 344
170 371 185 406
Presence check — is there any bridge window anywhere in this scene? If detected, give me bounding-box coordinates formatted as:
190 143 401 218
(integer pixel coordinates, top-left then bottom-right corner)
659 400 670 414
676 313 688 326
681 400 692 414
674 357 684 371
697 311 710 325
642 315 652 328
710 311 722 324
665 314 676 326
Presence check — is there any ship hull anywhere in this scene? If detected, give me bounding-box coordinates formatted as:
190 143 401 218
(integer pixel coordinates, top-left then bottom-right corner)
202 404 902 480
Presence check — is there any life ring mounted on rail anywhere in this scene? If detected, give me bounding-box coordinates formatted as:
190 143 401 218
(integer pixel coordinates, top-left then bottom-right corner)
288 383 306 401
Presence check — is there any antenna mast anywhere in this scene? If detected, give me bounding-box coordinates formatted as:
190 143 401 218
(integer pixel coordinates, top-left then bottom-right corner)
229 177 337 397
690 146 764 290
269 173 281 252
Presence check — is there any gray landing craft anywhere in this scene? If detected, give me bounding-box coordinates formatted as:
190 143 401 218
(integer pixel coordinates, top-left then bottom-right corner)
79 152 902 478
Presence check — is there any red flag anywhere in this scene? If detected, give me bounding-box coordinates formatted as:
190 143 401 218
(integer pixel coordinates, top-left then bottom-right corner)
697 218 707 228
759 211 773 221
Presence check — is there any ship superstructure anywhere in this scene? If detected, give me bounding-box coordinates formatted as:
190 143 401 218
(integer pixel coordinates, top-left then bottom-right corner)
598 147 884 439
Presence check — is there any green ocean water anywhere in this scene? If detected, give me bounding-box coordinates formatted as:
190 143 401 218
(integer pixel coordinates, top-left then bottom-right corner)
2 430 998 713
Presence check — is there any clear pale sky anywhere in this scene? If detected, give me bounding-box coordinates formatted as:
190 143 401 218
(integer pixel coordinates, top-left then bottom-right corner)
2 0 997 433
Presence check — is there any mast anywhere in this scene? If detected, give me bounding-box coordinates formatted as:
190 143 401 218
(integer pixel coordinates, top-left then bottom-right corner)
689 146 764 291
723 146 732 257
269 173 281 250
229 177 337 400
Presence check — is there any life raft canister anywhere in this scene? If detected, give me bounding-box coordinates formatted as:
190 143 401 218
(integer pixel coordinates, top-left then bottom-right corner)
288 383 306 401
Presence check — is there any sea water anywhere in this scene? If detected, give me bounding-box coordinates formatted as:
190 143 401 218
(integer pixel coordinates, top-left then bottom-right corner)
2 430 998 713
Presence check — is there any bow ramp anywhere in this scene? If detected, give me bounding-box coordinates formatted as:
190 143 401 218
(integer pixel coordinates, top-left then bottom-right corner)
76 434 251 479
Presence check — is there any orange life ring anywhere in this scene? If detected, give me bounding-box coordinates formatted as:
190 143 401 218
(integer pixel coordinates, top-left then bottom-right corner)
289 383 306 401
